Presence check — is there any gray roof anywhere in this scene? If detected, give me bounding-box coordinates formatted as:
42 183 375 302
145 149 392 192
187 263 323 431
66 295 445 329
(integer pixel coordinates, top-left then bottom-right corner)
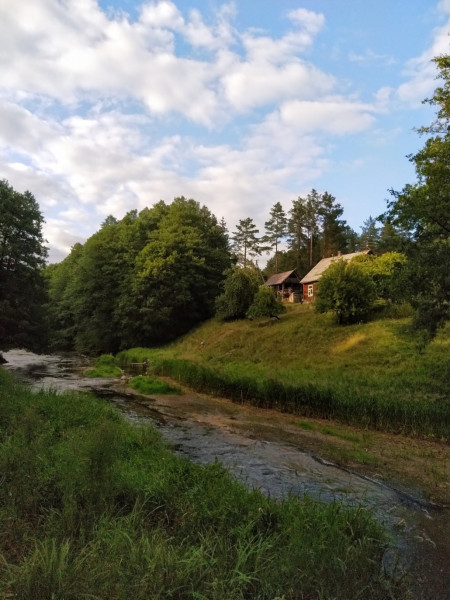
300 250 372 284
265 269 298 286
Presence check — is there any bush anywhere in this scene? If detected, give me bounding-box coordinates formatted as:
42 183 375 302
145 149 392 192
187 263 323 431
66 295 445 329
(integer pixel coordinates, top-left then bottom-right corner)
247 285 286 319
315 260 376 325
129 375 181 395
85 354 122 378
215 267 260 320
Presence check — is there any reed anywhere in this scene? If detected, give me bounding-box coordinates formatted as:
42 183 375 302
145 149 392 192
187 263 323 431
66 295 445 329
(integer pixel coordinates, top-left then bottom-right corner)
119 355 450 439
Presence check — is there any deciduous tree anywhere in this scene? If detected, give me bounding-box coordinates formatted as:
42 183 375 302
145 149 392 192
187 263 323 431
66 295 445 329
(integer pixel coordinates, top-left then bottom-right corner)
0 180 48 351
385 53 450 337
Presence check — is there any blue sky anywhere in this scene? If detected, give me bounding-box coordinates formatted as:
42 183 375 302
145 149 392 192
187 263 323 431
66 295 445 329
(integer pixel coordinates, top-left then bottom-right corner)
1 0 449 262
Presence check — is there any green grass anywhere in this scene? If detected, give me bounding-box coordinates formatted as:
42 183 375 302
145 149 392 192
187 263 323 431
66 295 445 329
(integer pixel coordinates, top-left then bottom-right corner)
0 367 404 599
129 375 181 395
116 306 450 440
85 353 122 378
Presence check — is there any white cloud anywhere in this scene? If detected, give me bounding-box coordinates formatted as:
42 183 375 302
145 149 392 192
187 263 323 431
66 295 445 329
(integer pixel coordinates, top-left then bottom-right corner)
279 98 375 135
2 0 445 263
396 19 450 104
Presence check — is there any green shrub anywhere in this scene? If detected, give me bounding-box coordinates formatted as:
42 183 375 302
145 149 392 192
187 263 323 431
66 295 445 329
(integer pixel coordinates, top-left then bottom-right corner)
129 375 181 395
315 260 376 324
247 285 286 319
85 354 122 378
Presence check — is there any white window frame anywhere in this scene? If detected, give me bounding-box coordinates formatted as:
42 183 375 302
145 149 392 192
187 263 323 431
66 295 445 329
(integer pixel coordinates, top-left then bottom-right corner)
307 284 314 297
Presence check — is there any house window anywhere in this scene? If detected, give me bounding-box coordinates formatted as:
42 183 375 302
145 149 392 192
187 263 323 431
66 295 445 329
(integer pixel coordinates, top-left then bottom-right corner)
307 284 314 297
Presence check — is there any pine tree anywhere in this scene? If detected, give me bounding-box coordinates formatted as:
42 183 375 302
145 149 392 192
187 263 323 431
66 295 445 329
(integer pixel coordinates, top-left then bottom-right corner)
263 202 288 272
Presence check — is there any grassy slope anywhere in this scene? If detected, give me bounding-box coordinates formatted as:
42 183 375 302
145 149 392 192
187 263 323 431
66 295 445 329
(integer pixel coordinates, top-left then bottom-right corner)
169 304 450 402
117 305 450 438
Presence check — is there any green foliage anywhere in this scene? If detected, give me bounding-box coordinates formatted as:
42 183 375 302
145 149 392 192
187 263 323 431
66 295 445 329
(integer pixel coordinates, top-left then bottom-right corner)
351 252 408 302
247 285 286 319
0 368 398 600
287 190 358 277
47 197 232 353
215 267 261 320
385 54 450 338
315 260 376 324
263 202 288 272
130 354 450 440
0 180 48 352
231 217 264 267
129 375 181 394
85 354 122 378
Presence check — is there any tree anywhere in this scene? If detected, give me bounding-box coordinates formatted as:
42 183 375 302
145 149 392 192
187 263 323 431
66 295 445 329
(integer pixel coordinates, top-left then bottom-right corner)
315 260 376 325
247 285 285 319
0 180 48 351
215 267 260 320
47 197 231 352
358 216 380 251
318 192 347 257
351 252 408 302
232 218 263 267
288 197 309 276
385 54 450 337
263 202 288 272
123 197 231 346
304 189 321 267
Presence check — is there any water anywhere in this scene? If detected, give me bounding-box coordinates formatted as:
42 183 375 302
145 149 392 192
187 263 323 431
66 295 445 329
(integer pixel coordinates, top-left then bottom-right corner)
2 349 449 599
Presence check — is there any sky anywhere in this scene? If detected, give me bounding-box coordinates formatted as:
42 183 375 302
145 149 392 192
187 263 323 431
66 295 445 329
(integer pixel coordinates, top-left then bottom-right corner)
1 0 450 263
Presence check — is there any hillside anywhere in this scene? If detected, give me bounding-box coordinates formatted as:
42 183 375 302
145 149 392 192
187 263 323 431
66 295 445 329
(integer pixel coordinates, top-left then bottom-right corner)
118 304 450 440
165 304 449 402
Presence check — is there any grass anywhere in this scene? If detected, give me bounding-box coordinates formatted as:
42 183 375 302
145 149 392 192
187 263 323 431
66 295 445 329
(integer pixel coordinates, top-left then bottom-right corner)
0 367 405 599
129 375 182 395
85 353 122 378
116 306 450 440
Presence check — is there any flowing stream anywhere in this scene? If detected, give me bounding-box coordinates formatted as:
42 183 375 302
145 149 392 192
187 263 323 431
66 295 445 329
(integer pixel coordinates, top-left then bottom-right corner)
2 349 449 600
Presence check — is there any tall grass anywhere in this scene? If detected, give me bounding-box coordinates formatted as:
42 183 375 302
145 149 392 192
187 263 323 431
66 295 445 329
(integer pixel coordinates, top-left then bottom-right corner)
116 310 450 440
0 367 404 599
116 353 450 440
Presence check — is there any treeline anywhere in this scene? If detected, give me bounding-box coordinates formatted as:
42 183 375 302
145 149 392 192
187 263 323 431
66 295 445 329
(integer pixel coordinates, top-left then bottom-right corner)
45 198 231 354
231 192 404 277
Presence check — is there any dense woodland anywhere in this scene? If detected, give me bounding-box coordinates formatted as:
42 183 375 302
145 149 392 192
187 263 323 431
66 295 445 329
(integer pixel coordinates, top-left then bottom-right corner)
1 54 449 354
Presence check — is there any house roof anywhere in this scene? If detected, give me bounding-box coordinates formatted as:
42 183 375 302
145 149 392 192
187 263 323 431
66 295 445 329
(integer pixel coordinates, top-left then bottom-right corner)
300 249 372 284
265 269 299 286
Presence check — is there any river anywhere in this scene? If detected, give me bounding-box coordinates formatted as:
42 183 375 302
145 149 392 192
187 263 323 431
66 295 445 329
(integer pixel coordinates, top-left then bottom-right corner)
2 349 449 600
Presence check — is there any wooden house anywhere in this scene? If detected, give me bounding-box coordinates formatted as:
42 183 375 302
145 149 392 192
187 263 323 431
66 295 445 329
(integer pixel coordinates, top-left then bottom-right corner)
300 249 373 302
265 269 302 302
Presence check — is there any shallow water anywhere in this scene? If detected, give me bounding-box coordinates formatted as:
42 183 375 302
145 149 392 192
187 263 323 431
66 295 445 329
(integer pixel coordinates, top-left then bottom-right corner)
2 349 449 599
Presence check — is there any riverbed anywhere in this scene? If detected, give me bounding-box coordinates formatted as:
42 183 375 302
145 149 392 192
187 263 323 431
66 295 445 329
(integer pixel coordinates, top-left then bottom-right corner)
2 349 449 599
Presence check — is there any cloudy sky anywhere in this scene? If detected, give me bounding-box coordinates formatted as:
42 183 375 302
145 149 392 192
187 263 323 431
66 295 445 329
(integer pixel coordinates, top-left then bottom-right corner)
1 0 449 262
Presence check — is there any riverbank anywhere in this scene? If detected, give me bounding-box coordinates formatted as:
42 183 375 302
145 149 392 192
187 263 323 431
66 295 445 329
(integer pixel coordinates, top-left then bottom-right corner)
117 375 450 508
116 306 450 440
0 366 404 600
